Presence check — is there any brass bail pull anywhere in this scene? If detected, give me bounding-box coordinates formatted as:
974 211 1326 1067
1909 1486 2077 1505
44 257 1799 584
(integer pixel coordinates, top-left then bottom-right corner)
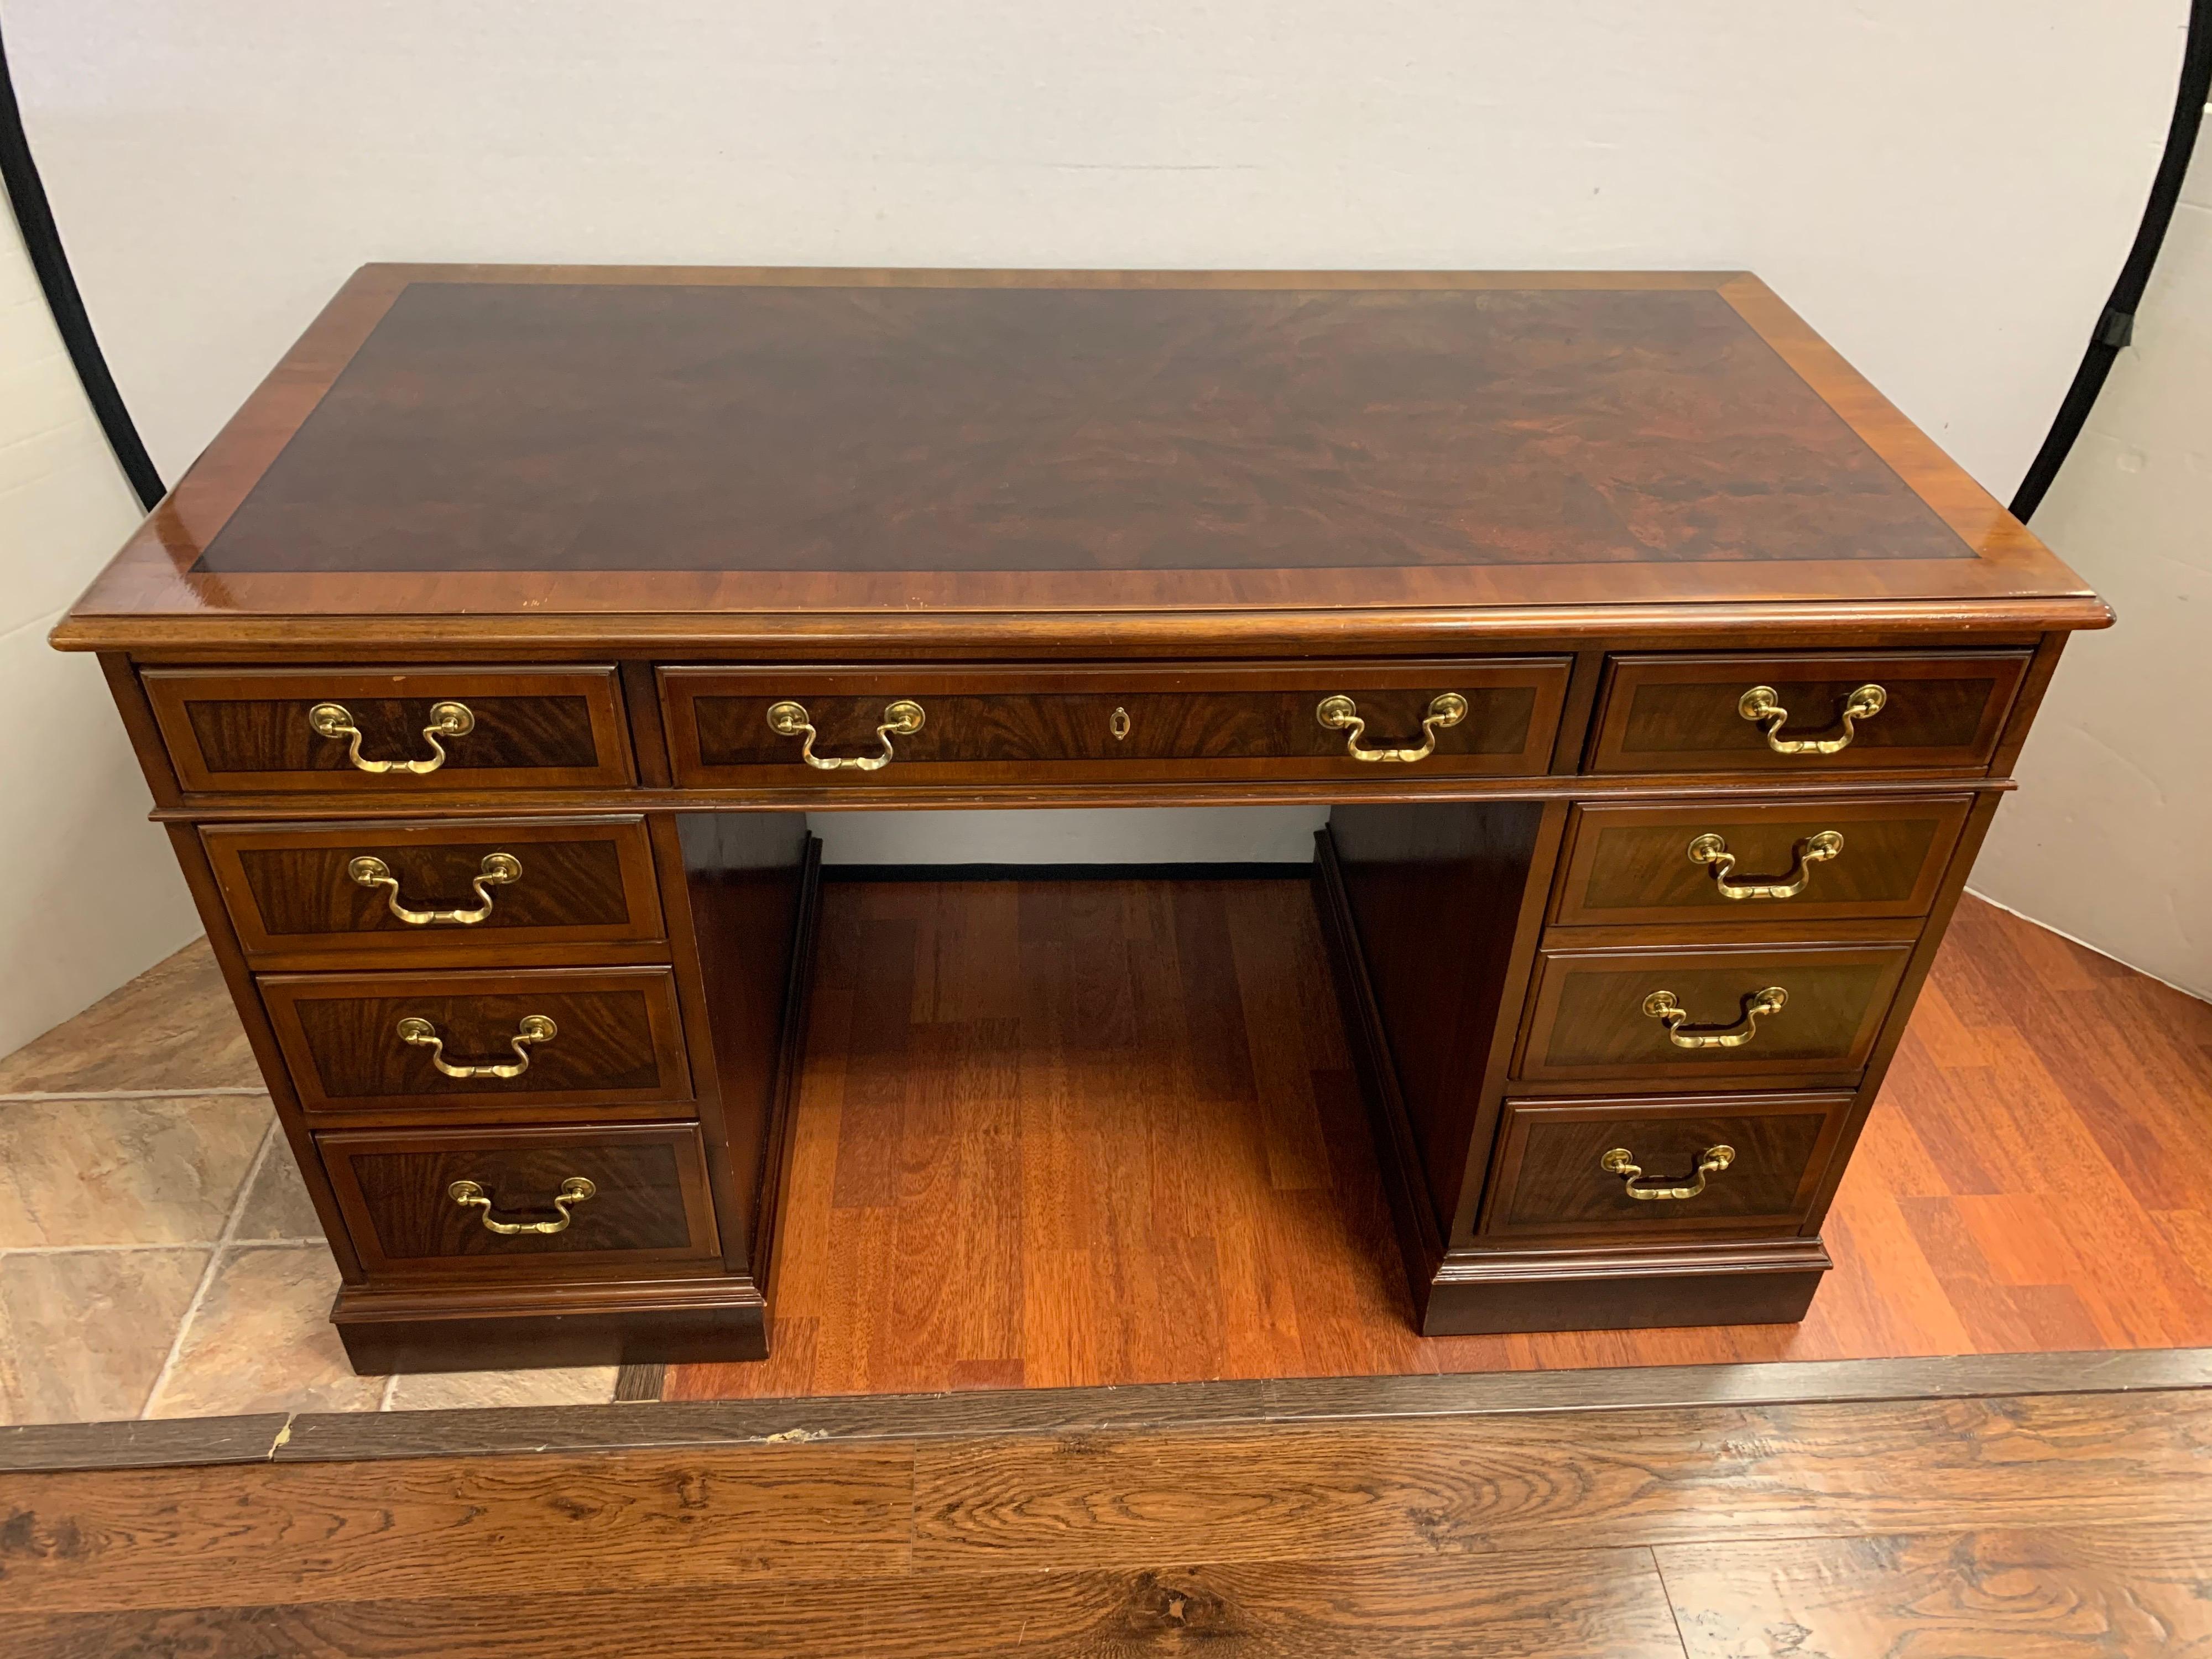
1642 986 1787 1050
348 852 523 926
766 699 925 770
1600 1145 1735 1201
448 1176 596 1235
309 700 476 774
1316 692 1468 763
1737 684 1886 756
1686 831 1843 901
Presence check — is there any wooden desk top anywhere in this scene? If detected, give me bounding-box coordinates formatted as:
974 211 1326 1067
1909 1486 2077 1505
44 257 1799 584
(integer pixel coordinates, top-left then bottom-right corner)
55 267 2105 655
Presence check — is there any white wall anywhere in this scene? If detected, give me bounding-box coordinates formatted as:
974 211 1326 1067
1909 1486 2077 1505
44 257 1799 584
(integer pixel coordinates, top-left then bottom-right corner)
1970 113 2212 999
0 210 201 1056
2 6 2193 906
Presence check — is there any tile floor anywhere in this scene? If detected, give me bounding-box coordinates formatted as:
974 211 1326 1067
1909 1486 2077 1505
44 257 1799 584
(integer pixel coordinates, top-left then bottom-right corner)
0 940 620 1425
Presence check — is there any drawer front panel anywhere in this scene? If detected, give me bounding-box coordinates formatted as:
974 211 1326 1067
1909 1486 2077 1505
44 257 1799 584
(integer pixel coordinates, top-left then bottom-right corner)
206 817 665 965
661 660 1571 784
1588 651 2031 774
1515 940 1913 1088
144 666 633 792
262 967 692 1118
319 1121 718 1276
1552 795 1972 927
1483 1092 1853 1239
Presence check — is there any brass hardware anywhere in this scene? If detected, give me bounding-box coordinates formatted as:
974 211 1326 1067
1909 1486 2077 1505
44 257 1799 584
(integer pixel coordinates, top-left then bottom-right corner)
347 852 522 926
1600 1144 1735 1201
1737 684 1886 755
447 1175 596 1235
396 1013 557 1078
765 698 925 770
1642 986 1787 1049
1316 692 1468 763
308 700 475 774
1109 706 1131 742
1686 830 1843 901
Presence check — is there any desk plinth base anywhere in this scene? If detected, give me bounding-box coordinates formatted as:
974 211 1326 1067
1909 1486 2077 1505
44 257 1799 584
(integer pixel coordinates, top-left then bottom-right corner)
331 1275 768 1375
1420 1238 1829 1336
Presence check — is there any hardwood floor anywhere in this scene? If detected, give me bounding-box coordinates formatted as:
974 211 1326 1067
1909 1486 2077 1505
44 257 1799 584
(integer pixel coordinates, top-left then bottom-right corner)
669 878 2212 1401
6 1382 2210 1655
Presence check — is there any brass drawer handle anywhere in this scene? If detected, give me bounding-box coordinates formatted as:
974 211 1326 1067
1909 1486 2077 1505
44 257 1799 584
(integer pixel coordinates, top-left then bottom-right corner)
396 1013 557 1078
1686 831 1843 900
348 852 522 926
1601 1144 1735 1201
765 699 925 770
309 700 476 774
447 1176 596 1235
1738 684 1885 755
1316 692 1467 763
1642 986 1786 1049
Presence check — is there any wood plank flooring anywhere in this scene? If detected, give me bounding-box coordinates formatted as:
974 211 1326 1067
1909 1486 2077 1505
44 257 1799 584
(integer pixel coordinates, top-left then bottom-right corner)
669 880 2212 1401
7 1383 2211 1655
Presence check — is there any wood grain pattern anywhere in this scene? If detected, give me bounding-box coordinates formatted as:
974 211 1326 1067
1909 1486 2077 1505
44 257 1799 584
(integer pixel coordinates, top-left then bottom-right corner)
3 1553 1686 1658
1483 1092 1852 1237
51 268 2108 650
317 1120 720 1275
11 1386 2212 1657
259 966 692 1119
142 666 634 793
1588 650 2031 774
1656 1522 2212 1658
905 1389 2212 1570
667 887 2212 1400
1550 795 1971 927
1515 938 1913 1087
661 659 1571 785
0 1444 915 1614
202 815 665 965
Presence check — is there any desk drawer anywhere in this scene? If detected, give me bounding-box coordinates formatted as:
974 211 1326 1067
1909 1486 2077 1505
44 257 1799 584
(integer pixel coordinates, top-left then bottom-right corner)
319 1121 719 1277
144 666 634 792
262 967 692 1118
1514 938 1912 1089
1587 651 2030 774
205 817 665 966
1481 1092 1853 1239
660 660 1571 785
1551 795 1972 927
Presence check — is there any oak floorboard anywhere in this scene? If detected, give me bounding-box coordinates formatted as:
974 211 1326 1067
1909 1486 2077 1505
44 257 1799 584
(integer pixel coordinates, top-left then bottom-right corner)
0 1550 1687 1659
666 883 2212 1403
0 1444 914 1615
907 1389 2212 1569
1657 1521 2212 1658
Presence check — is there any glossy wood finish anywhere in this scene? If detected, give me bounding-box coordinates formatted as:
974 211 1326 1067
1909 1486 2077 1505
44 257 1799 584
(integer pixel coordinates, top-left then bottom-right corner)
9 1382 2210 1657
1587 650 2031 774
260 966 693 1119
319 1120 719 1277
202 816 664 966
668 889 2212 1399
50 267 2115 1371
1514 937 1913 1088
1482 1091 1853 1238
662 660 1571 785
142 666 634 792
51 270 2108 651
1550 795 1971 927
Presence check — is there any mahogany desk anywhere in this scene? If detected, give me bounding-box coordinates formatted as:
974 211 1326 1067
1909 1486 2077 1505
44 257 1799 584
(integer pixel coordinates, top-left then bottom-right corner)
53 268 2109 1373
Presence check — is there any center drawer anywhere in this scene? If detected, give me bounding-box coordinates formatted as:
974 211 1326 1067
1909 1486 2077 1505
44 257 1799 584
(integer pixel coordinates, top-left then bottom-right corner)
260 966 693 1119
659 660 1572 785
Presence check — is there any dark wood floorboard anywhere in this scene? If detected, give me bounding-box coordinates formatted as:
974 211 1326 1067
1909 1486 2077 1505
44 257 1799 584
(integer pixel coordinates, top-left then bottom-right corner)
6 1385 2212 1657
669 881 2212 1401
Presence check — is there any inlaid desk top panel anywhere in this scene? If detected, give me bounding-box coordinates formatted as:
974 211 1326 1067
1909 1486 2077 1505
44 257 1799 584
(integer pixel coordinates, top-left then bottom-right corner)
56 267 2103 654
